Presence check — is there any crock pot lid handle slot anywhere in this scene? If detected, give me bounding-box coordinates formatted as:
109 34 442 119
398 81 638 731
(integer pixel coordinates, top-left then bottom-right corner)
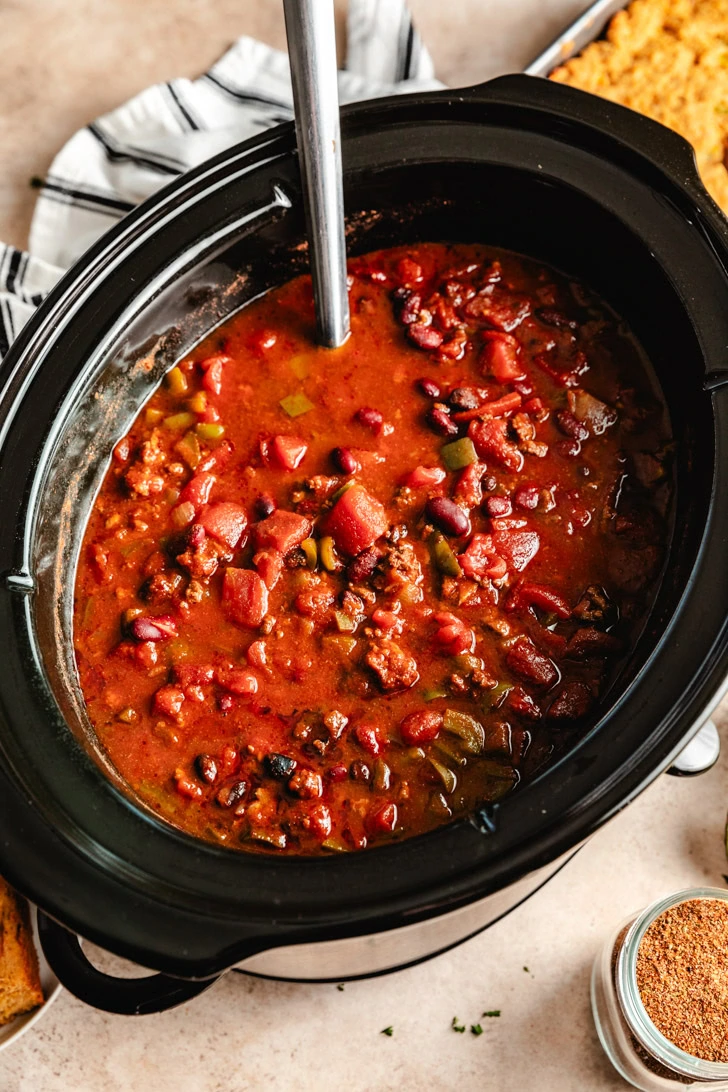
37 912 221 1015
460 74 702 186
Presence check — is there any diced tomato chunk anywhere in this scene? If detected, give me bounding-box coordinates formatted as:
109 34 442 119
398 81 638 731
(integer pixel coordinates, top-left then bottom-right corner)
174 769 203 799
271 435 308 471
432 612 476 654
372 608 399 631
510 582 571 619
491 528 540 573
198 405 221 424
453 461 485 508
223 568 269 627
320 485 388 556
246 639 268 669
199 502 248 549
217 668 259 696
402 465 447 489
469 417 523 472
153 686 185 717
197 439 234 474
453 391 522 423
399 710 443 745
179 472 216 509
505 637 558 689
480 330 525 382
367 801 397 835
253 510 311 555
199 354 230 395
173 663 215 688
459 534 507 581
253 549 283 590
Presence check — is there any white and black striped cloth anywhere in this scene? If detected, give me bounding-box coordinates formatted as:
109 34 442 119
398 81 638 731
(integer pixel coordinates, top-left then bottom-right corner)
0 0 440 361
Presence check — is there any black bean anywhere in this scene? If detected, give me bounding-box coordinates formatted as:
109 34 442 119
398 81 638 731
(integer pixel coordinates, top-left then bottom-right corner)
265 753 297 779
425 497 471 538
350 760 371 783
216 780 248 808
195 754 218 784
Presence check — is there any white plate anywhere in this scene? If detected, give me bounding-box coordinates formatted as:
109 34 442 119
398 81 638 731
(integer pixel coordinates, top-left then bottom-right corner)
0 906 62 1053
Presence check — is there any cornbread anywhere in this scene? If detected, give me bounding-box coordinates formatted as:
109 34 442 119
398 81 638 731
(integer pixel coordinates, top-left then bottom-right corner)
0 878 43 1026
551 0 728 215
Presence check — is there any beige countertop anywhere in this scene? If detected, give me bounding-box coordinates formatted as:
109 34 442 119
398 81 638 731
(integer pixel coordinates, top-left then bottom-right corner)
1 2 727 1089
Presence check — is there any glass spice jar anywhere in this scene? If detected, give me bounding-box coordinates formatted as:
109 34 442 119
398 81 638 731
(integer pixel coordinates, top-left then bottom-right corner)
591 888 728 1091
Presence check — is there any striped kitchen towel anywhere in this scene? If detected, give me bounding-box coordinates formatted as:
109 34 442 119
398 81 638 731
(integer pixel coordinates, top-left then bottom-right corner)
0 0 440 360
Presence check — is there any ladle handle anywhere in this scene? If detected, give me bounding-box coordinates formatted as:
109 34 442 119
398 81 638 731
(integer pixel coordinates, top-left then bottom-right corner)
283 0 350 348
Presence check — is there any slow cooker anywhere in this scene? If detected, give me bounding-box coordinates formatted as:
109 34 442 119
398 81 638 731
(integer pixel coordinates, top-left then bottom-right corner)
0 74 727 1014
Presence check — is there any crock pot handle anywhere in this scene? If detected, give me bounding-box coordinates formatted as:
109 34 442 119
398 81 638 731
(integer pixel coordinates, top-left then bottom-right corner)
37 912 221 1015
460 74 702 182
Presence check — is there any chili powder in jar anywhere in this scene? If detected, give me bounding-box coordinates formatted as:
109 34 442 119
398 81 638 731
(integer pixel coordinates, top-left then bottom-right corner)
592 888 728 1090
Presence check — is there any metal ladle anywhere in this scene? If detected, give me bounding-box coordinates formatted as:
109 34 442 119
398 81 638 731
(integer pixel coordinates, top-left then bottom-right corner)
283 0 350 348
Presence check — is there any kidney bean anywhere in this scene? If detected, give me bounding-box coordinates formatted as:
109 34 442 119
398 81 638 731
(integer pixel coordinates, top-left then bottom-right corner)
399 292 422 325
556 438 582 458
425 497 471 538
547 681 592 719
486 495 512 518
555 410 589 442
426 404 459 437
408 323 444 350
130 615 178 642
513 485 540 511
417 377 441 399
355 407 384 434
347 545 382 583
195 754 218 784
187 523 206 548
332 446 359 475
255 493 276 519
326 764 349 782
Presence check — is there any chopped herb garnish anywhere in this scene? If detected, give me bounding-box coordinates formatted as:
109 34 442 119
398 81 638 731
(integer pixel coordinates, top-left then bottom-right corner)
452 1017 466 1033
336 983 345 991
470 1024 483 1036
381 1026 394 1037
280 391 314 418
482 1010 501 1018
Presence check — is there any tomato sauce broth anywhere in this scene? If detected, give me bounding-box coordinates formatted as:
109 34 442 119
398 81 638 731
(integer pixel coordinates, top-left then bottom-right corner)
73 243 671 854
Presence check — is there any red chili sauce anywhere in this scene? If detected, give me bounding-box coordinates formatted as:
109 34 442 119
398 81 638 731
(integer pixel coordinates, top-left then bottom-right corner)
74 243 671 854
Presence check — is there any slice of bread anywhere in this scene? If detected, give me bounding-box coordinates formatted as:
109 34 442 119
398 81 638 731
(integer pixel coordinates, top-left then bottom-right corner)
0 878 44 1026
